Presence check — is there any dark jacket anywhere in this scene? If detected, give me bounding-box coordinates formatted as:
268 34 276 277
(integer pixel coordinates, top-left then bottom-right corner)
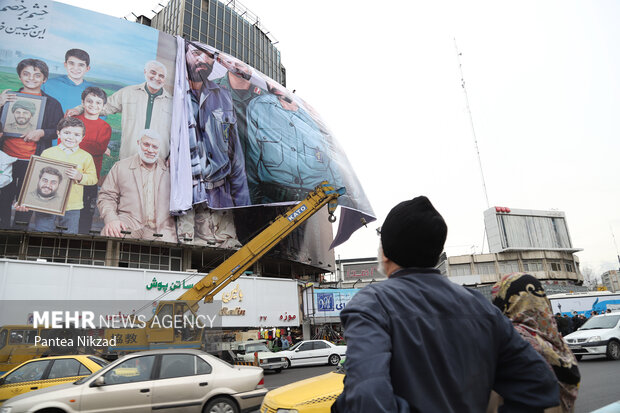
339 268 559 413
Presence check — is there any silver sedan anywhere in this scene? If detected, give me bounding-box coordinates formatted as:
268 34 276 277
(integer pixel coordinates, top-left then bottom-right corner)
0 349 267 413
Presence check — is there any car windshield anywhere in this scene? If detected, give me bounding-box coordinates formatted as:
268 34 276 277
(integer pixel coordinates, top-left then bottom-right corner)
88 356 109 367
74 370 98 385
289 342 302 351
579 315 620 330
245 344 270 353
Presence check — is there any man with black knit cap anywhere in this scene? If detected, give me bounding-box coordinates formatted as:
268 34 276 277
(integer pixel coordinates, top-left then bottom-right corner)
336 196 560 413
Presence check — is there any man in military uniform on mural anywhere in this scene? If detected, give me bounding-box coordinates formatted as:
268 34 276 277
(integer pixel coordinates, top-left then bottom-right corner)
244 82 345 258
214 53 264 152
245 81 344 204
177 42 250 248
213 53 268 244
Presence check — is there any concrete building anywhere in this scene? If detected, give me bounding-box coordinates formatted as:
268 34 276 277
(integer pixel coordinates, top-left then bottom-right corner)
333 257 383 289
144 0 286 85
438 250 586 299
328 207 587 300
0 0 336 282
441 207 586 299
601 270 620 292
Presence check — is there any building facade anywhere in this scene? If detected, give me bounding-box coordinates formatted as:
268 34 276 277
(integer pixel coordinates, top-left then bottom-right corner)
438 250 586 299
602 270 620 292
147 0 286 85
0 232 326 280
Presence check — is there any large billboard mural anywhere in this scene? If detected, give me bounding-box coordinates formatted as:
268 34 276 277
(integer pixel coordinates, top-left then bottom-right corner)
0 0 375 267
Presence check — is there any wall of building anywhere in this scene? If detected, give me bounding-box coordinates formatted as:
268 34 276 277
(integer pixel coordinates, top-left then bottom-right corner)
0 259 300 328
602 270 620 292
484 207 578 253
442 250 583 286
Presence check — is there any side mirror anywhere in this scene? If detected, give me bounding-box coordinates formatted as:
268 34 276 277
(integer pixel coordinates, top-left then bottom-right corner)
0 377 5 385
90 376 105 387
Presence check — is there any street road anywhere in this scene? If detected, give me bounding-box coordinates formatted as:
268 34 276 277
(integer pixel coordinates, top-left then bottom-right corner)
263 364 335 390
251 357 619 413
574 356 620 413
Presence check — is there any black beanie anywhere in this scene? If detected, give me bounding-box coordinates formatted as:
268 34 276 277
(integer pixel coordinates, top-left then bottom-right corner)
380 196 447 268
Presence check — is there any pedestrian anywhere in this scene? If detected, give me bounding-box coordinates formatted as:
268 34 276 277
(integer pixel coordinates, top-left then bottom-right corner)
562 314 574 334
335 196 559 412
281 334 290 350
571 311 580 332
556 313 571 336
492 273 580 413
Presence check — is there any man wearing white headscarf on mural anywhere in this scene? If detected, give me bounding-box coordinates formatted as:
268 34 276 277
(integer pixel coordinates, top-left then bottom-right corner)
176 42 250 248
245 82 344 204
68 60 172 161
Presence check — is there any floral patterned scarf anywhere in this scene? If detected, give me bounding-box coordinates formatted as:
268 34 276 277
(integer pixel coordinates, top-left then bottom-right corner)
492 273 580 413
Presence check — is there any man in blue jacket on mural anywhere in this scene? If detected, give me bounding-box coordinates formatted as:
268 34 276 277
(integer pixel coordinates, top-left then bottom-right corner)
337 196 560 413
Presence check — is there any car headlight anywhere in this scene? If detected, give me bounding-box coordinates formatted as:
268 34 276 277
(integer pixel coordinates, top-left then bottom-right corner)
280 358 285 362
586 336 601 343
260 359 265 363
276 410 299 413
1 406 12 413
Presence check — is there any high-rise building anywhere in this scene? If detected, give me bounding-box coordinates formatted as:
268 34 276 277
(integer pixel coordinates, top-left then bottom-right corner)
146 0 286 86
602 270 620 292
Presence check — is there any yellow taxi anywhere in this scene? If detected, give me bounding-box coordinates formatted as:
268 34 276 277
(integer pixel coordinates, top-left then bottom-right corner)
260 365 344 413
0 355 107 403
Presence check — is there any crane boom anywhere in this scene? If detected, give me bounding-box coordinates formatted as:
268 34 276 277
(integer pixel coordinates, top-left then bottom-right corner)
177 181 345 307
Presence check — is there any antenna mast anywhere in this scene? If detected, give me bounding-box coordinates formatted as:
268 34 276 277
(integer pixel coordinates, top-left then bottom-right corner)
454 38 490 209
455 39 490 254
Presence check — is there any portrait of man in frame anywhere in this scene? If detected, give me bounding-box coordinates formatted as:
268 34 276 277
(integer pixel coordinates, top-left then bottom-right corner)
0 93 47 138
17 156 74 216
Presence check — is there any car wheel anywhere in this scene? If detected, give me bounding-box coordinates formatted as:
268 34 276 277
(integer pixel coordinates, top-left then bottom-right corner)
204 397 239 413
328 354 340 366
575 355 582 361
283 358 291 369
606 340 620 360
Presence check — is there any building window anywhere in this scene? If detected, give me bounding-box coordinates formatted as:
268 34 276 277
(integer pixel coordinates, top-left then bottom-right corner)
0 234 22 259
25 237 107 265
565 262 574 272
475 262 496 275
499 260 519 274
450 264 471 277
119 243 182 271
523 261 543 272
549 261 562 272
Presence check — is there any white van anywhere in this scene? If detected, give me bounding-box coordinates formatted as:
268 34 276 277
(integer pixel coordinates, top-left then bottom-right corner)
564 313 620 360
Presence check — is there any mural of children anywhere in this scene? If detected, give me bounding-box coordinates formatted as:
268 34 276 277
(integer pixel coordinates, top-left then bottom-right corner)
34 117 97 233
0 59 63 228
73 87 112 233
42 48 94 113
